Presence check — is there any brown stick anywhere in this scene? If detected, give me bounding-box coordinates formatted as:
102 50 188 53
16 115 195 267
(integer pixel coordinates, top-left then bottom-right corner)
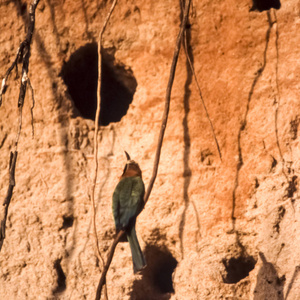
0 0 40 252
91 0 118 299
95 230 125 300
95 1 191 299
91 0 117 268
144 0 191 204
0 151 18 251
0 0 40 108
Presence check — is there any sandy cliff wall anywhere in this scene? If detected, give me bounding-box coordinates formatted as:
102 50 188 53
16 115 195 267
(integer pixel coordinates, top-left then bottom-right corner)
0 0 299 299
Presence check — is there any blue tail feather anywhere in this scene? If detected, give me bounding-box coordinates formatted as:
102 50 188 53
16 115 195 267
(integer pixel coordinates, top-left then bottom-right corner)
127 226 146 273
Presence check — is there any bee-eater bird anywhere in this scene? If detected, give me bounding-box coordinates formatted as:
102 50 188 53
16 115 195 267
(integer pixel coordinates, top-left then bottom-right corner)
112 151 146 273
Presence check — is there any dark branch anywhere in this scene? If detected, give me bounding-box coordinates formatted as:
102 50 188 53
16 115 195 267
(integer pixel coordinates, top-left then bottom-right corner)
0 0 40 252
18 0 40 108
95 1 192 299
0 0 40 108
92 1 118 299
144 0 191 205
95 230 125 300
0 151 18 251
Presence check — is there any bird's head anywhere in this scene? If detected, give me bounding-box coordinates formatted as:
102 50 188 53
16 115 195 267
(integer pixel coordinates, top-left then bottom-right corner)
121 151 142 178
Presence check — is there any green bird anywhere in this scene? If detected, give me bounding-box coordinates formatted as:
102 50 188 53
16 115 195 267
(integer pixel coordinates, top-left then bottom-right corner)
112 152 146 273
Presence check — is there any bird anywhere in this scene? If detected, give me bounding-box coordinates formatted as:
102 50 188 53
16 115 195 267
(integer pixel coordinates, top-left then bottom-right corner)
112 151 146 273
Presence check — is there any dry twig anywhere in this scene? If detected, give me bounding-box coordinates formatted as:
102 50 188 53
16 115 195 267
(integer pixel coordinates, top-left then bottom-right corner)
91 0 118 298
95 0 192 298
95 230 124 300
144 0 191 205
0 0 40 251
0 152 18 251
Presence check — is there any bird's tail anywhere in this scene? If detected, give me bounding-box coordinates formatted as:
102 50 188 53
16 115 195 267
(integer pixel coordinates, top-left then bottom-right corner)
127 226 146 273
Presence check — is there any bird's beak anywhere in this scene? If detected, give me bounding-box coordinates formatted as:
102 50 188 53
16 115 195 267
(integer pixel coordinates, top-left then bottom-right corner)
124 151 131 161
121 151 131 177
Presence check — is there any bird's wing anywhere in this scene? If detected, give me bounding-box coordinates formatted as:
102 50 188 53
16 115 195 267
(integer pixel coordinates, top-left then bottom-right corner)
112 180 129 227
118 177 145 228
129 177 145 216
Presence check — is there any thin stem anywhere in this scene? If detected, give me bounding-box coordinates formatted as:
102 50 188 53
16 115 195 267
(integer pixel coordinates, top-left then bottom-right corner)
91 0 118 298
0 0 40 252
144 0 191 205
95 231 125 300
95 1 192 299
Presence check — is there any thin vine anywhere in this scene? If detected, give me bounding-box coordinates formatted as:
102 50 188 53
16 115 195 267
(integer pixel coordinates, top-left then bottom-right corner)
95 0 192 299
0 0 40 251
90 0 118 299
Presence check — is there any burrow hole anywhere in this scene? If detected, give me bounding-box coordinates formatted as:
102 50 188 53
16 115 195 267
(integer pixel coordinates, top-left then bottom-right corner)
52 258 66 294
250 0 281 12
222 255 256 284
131 245 178 299
61 43 137 126
59 215 74 230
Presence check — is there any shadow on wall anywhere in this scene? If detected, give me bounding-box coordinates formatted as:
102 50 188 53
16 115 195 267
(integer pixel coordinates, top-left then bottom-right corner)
60 43 137 126
130 245 178 300
52 258 66 294
253 252 285 300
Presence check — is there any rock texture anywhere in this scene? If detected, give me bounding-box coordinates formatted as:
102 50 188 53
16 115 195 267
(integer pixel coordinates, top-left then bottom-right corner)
0 0 299 299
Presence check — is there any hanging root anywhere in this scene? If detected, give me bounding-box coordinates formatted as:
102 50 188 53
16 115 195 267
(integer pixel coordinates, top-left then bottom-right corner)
0 151 18 251
144 0 192 205
91 1 118 299
95 1 192 299
0 0 40 252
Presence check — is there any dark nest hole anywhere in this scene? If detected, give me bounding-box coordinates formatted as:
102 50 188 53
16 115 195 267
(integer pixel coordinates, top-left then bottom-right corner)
52 258 66 294
59 215 74 230
130 245 178 300
60 43 137 126
222 255 256 284
250 0 281 12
